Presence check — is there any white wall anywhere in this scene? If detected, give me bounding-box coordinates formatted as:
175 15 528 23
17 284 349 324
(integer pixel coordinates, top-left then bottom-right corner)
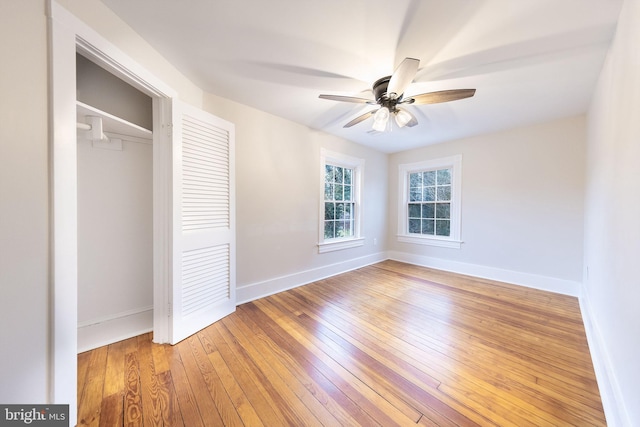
0 0 50 404
77 137 153 351
203 94 388 301
583 0 640 425
388 116 586 295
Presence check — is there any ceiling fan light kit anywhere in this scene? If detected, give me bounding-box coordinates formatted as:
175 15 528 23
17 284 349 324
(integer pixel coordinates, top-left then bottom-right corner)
372 107 390 132
319 57 476 132
395 108 412 128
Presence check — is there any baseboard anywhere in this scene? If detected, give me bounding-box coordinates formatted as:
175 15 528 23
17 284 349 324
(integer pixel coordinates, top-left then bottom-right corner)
77 306 153 353
388 251 581 297
238 250 581 305
236 252 388 304
580 293 631 427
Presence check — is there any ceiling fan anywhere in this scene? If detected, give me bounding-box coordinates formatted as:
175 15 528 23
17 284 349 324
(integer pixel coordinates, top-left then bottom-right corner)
319 57 476 132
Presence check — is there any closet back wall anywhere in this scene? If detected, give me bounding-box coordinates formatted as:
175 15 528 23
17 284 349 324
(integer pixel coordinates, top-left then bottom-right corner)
77 55 154 352
76 55 152 129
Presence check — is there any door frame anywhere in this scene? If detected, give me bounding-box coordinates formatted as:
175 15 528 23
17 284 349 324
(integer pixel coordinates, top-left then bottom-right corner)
48 2 176 422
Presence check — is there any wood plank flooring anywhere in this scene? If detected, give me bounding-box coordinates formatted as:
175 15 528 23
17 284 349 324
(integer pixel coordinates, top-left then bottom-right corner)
78 260 606 426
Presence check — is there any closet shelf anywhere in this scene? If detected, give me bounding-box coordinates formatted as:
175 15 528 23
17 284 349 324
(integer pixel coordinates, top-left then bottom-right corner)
77 101 152 140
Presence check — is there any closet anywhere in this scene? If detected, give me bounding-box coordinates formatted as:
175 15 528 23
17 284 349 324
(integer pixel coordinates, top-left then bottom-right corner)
76 54 154 352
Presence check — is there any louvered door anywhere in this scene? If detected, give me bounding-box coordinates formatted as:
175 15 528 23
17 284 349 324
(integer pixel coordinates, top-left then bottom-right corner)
169 100 235 344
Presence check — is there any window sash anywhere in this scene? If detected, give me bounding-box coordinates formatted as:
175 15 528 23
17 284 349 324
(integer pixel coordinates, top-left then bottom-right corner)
397 155 462 248
319 149 365 252
407 167 452 237
324 164 356 239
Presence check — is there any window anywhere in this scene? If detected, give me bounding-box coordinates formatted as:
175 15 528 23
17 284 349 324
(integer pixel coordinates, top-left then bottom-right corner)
318 149 364 253
398 155 462 248
324 164 355 239
408 168 452 236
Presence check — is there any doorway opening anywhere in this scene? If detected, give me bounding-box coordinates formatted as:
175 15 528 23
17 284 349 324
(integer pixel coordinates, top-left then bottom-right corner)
76 53 154 352
50 5 235 423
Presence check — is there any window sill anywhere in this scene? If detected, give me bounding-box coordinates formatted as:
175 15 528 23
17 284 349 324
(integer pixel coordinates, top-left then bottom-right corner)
318 237 365 253
397 234 462 249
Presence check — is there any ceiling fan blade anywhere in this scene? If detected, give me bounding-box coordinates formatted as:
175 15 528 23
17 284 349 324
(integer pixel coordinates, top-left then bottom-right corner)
407 89 476 105
344 110 377 128
387 57 420 98
319 94 376 104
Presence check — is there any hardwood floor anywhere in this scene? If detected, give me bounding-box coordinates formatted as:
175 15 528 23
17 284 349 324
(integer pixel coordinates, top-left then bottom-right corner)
78 260 606 426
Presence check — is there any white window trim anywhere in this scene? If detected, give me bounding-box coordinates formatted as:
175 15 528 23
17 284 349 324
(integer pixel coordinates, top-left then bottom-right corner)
318 148 365 253
397 155 463 249
318 237 366 253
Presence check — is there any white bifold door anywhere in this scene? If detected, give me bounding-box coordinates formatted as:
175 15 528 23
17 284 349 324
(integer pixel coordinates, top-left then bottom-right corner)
165 100 235 345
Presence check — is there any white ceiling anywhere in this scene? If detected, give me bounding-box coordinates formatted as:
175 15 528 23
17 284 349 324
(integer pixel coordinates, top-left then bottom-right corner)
100 0 622 153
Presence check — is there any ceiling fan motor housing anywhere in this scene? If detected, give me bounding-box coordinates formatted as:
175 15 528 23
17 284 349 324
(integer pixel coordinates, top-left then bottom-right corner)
373 76 391 102
372 76 405 112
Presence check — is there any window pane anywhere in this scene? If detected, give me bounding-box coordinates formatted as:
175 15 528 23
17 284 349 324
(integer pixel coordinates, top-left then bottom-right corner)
324 221 335 239
325 165 334 183
410 188 422 202
343 184 352 201
409 219 421 234
325 202 335 220
335 167 343 183
336 221 345 237
437 168 451 185
344 168 352 185
335 203 345 219
343 220 352 237
422 203 435 219
335 184 343 201
436 219 450 236
435 203 450 219
422 219 435 235
437 185 451 201
423 170 436 186
324 183 333 201
410 172 421 187
344 203 352 219
423 186 435 202
408 203 421 218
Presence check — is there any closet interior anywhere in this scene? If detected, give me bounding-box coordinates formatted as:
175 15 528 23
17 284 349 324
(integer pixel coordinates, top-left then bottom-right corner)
76 53 154 352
